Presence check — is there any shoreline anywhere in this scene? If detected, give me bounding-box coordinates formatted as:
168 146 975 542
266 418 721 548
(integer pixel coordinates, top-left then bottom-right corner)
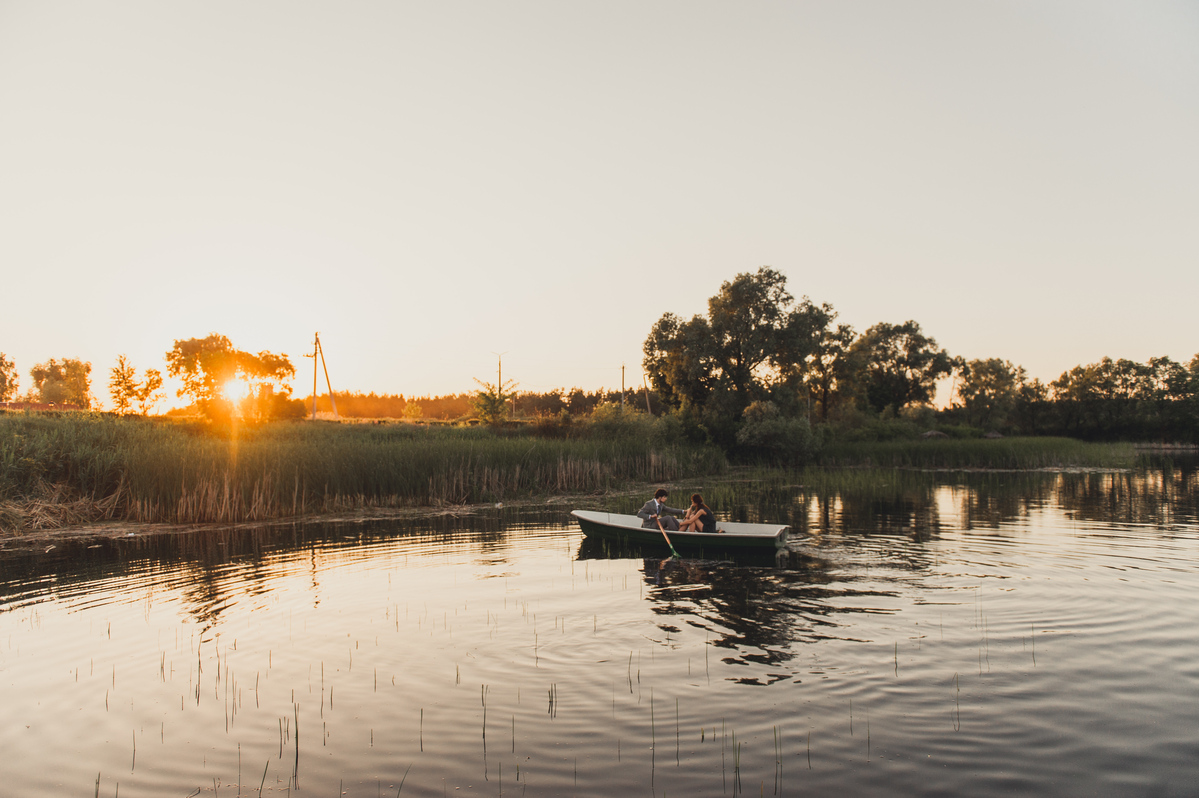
0 459 1162 553
0 498 573 553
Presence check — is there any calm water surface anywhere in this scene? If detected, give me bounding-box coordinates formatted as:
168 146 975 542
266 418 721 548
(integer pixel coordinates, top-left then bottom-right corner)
2 465 1199 797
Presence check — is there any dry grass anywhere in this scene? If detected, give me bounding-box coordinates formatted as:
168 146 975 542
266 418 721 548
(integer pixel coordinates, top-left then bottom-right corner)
0 480 124 535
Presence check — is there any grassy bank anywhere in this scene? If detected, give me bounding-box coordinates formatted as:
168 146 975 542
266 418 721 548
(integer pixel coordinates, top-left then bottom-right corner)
816 436 1137 470
0 412 1144 536
0 412 726 532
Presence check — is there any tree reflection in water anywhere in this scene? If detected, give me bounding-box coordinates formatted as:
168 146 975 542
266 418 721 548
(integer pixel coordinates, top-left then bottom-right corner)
576 456 1199 679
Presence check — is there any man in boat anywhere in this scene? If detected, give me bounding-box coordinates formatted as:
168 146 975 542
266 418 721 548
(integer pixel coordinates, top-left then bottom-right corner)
637 489 686 531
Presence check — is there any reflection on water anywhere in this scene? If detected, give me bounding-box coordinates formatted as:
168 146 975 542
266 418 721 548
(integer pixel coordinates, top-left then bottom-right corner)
1 460 1198 797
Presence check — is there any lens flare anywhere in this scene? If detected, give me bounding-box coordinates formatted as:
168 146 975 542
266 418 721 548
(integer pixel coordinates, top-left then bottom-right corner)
222 379 248 402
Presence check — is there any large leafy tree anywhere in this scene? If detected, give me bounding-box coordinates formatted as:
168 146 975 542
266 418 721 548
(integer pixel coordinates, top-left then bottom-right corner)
805 322 856 422
643 312 722 411
0 352 17 402
643 267 830 425
954 358 1023 430
30 358 92 408
848 321 953 413
165 334 295 420
165 333 238 411
706 267 797 399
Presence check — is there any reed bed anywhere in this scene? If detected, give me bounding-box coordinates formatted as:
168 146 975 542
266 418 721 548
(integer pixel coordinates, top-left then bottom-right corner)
816 436 1136 470
0 413 725 530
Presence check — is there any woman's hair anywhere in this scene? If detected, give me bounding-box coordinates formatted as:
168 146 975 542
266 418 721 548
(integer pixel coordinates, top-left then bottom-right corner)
690 493 709 511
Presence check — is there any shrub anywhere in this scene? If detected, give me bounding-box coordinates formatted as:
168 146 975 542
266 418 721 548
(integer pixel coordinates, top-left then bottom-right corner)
735 401 818 465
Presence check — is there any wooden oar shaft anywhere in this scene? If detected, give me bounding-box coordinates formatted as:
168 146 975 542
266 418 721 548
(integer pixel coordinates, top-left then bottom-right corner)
656 516 680 558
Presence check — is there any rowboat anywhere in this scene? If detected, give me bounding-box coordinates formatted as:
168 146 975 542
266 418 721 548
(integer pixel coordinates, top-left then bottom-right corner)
571 510 790 552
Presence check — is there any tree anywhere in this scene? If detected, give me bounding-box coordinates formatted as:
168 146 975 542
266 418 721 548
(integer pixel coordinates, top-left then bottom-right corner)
848 321 953 413
109 355 165 415
109 355 139 414
643 267 830 424
472 377 517 426
805 323 856 422
236 351 297 423
706 267 797 400
165 334 295 421
643 312 722 412
0 352 17 402
30 358 92 408
165 333 238 413
1047 355 1197 440
954 358 1022 430
137 369 164 415
1012 376 1050 434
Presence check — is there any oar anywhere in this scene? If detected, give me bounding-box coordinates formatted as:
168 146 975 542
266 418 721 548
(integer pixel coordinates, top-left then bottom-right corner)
656 516 681 560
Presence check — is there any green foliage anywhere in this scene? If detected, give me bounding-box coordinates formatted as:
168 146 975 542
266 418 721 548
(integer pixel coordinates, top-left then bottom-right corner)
0 413 726 527
973 353 1199 441
577 403 655 440
954 358 1021 430
0 352 17 402
30 358 92 408
471 377 517 426
806 323 856 422
138 369 164 415
108 355 141 414
848 321 953 413
816 436 1135 469
643 267 831 443
823 410 922 443
734 400 818 464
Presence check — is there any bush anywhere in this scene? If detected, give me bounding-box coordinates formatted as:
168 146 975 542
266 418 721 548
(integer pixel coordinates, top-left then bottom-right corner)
577 403 656 440
735 401 818 465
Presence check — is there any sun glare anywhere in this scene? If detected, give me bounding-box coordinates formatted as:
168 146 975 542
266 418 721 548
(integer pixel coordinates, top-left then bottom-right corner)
222 378 248 402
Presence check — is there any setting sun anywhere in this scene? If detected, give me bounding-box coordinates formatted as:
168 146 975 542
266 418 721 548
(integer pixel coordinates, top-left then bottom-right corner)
222 378 248 402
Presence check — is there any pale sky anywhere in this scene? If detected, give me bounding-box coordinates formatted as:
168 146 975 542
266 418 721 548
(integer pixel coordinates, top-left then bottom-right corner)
2 1 1197 409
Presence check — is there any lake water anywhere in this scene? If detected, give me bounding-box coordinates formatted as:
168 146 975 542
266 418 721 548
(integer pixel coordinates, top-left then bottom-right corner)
2 463 1198 797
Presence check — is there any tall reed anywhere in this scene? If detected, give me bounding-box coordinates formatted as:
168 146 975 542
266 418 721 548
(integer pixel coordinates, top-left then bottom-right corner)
816 436 1136 469
0 412 725 528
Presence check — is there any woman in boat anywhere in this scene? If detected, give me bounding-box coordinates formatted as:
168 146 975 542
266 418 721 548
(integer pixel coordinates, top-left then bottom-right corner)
678 493 719 533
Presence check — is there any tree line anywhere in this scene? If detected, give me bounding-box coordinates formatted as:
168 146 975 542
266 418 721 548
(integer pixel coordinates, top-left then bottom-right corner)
0 334 299 422
307 387 660 422
0 338 654 424
642 267 1199 451
4 281 1196 445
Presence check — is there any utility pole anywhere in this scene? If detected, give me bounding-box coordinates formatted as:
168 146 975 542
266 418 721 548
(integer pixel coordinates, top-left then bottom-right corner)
307 333 338 420
309 338 317 420
621 363 625 411
492 351 509 417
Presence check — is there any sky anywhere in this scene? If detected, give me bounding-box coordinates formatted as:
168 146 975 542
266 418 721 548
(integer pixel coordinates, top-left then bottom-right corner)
2 1 1197 410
